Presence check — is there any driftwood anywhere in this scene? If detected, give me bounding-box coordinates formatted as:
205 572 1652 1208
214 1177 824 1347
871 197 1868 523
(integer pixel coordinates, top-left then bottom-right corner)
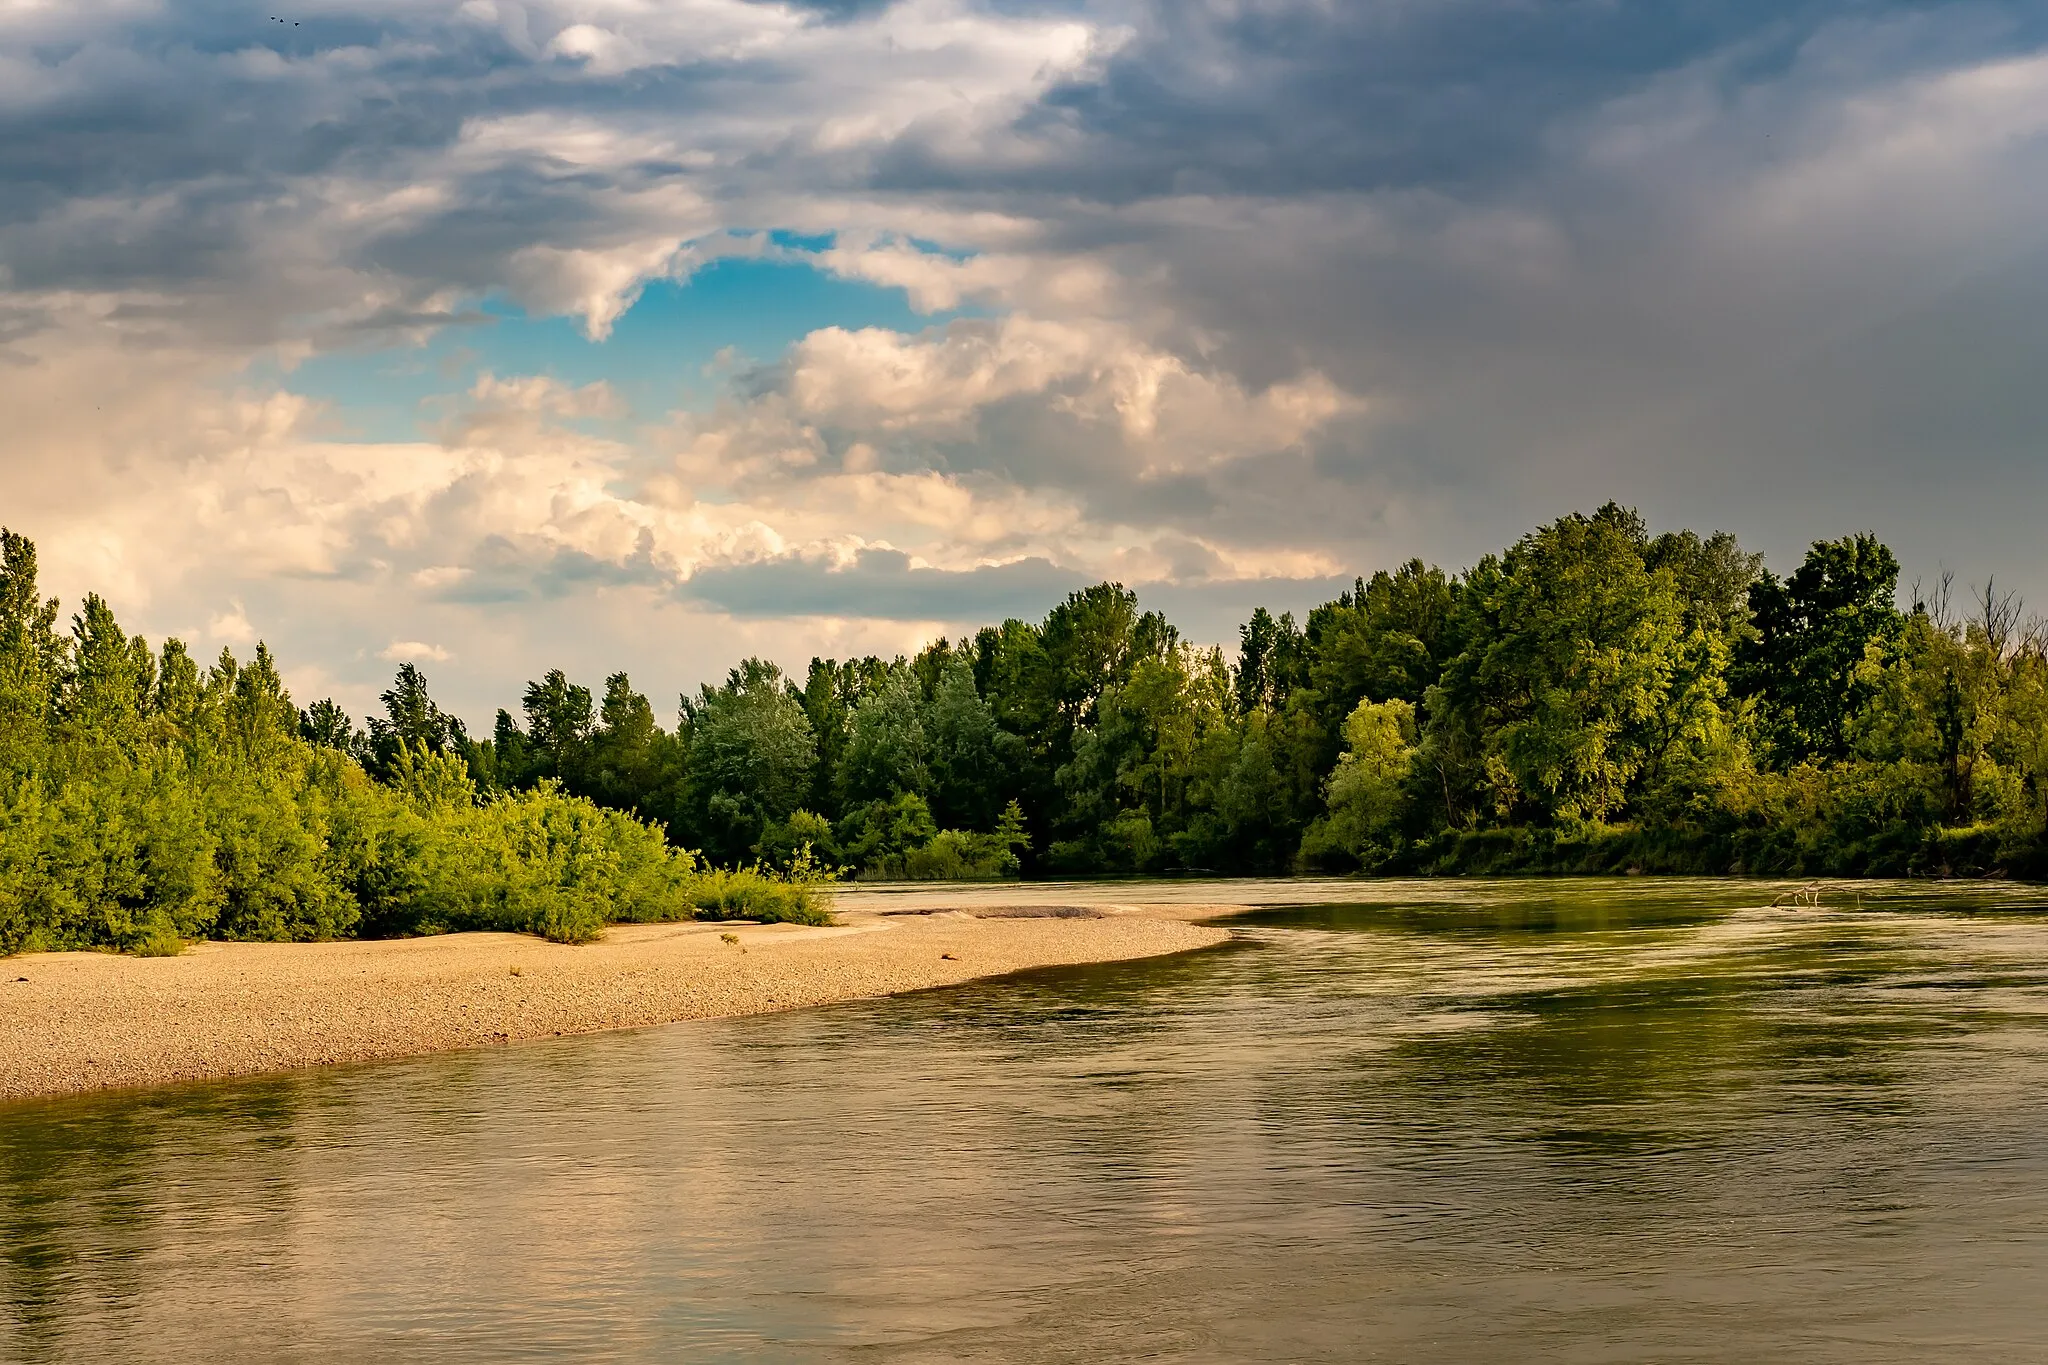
1769 881 1864 909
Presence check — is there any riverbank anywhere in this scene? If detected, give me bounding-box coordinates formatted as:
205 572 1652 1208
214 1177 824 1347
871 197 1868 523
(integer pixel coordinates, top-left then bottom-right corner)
0 896 1245 1102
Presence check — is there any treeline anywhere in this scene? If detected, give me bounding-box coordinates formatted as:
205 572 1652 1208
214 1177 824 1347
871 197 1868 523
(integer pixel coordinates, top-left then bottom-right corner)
0 532 824 955
9 498 2047 958
313 502 2048 884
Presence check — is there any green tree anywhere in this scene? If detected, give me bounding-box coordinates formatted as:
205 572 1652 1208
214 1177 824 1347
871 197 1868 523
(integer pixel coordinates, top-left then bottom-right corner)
521 669 594 782
1053 644 1237 870
1040 583 1172 728
1303 560 1456 715
0 529 63 774
300 698 362 753
367 663 467 775
1646 529 1762 637
490 708 531 788
1299 699 1418 869
837 791 939 873
1735 533 1903 764
970 618 1061 857
923 655 1019 831
583 671 680 817
837 666 929 806
1428 504 1689 823
683 658 817 863
222 643 302 768
1173 710 1296 870
60 594 154 747
1235 607 1305 714
797 656 873 815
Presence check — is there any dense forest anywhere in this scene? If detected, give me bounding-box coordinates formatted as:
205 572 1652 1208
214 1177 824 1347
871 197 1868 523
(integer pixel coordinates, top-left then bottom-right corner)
7 501 2048 952
435 503 2048 885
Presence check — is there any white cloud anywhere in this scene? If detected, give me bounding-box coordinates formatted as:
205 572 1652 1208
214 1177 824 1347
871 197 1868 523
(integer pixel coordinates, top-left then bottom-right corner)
208 602 256 645
379 640 453 663
6 0 2048 720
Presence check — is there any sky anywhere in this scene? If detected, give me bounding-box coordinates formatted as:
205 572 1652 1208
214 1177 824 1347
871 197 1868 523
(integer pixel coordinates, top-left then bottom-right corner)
5 0 2048 726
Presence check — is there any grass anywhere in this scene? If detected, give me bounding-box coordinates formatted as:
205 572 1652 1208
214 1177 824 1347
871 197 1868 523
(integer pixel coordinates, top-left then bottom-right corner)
130 925 187 957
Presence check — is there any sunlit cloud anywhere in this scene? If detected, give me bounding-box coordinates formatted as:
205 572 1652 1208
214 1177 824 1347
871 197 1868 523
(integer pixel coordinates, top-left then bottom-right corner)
379 640 453 664
3 0 2047 719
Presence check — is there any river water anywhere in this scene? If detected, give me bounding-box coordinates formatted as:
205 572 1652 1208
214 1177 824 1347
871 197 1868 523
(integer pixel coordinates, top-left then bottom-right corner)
5 878 2048 1362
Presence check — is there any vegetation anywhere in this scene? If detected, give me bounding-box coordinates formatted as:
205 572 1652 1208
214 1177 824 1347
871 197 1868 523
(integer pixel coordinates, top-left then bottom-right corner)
458 502 2048 885
8 499 2048 958
0 532 826 954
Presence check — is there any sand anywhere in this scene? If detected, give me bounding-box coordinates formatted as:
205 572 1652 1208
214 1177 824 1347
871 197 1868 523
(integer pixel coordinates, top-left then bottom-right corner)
0 894 1249 1102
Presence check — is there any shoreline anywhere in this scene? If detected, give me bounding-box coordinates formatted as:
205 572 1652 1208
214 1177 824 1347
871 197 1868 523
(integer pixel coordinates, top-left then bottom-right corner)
0 898 1248 1104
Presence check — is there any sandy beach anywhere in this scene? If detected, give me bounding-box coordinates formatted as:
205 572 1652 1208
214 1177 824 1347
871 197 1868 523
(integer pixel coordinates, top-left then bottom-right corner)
0 891 1254 1102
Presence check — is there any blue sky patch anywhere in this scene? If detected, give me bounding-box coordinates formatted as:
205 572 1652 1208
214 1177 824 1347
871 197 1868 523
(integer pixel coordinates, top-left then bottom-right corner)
268 256 971 442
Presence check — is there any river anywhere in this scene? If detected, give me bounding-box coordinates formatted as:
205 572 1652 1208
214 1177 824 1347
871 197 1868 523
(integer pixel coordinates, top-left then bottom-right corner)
5 878 2048 1361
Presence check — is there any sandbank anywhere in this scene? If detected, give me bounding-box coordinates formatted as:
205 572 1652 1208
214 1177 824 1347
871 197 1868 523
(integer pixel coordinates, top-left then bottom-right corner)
0 892 1255 1102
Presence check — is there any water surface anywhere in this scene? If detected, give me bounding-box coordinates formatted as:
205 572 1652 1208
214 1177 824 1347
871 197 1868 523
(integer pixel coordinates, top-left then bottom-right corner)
6 878 2048 1362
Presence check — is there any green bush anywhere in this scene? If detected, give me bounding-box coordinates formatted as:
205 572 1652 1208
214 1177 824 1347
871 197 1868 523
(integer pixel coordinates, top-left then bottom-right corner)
836 797 1027 881
755 808 839 870
130 922 187 957
684 865 833 926
0 653 821 952
888 829 1021 880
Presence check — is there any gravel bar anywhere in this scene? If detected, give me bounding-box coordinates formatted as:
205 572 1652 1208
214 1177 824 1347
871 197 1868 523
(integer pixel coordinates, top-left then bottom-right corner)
0 902 1240 1102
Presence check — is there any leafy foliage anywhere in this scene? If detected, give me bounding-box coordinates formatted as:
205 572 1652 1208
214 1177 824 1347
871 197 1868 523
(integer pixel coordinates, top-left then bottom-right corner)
16 498 2048 931
0 533 820 954
1735 533 1903 763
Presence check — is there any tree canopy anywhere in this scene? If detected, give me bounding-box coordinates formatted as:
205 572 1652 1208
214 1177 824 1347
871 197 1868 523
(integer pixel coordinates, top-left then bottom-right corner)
11 499 2048 957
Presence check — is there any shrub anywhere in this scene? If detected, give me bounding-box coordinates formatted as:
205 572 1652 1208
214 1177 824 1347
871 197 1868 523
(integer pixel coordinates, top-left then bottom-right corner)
685 865 833 926
891 829 1021 881
130 922 187 957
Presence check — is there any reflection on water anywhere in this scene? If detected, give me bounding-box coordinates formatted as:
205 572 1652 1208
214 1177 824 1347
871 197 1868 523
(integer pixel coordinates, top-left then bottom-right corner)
6 878 2048 1362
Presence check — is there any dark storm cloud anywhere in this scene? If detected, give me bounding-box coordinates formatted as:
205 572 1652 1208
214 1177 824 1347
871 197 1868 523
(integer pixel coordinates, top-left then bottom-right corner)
429 542 674 605
897 0 1822 196
683 549 1085 621
7 0 2048 662
0 0 901 335
680 547 1356 644
1028 0 2048 584
848 1 2041 215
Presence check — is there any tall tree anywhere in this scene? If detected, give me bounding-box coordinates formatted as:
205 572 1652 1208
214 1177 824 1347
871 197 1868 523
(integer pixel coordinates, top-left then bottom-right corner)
0 529 63 772
299 697 361 753
593 672 656 766
837 666 929 807
682 658 817 862
924 655 1019 832
1235 607 1305 715
1427 504 1689 822
1303 559 1456 717
367 663 467 776
1734 533 1903 764
61 593 154 746
223 643 301 767
798 655 889 816
1040 583 1164 728
522 669 595 782
152 639 202 741
1646 530 1762 637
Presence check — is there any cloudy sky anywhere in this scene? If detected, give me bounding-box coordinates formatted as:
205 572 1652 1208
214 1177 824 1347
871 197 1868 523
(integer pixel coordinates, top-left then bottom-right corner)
5 0 2048 723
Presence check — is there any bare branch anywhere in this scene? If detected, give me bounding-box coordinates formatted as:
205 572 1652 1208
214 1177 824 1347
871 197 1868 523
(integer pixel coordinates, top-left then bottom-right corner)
1975 575 2023 658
